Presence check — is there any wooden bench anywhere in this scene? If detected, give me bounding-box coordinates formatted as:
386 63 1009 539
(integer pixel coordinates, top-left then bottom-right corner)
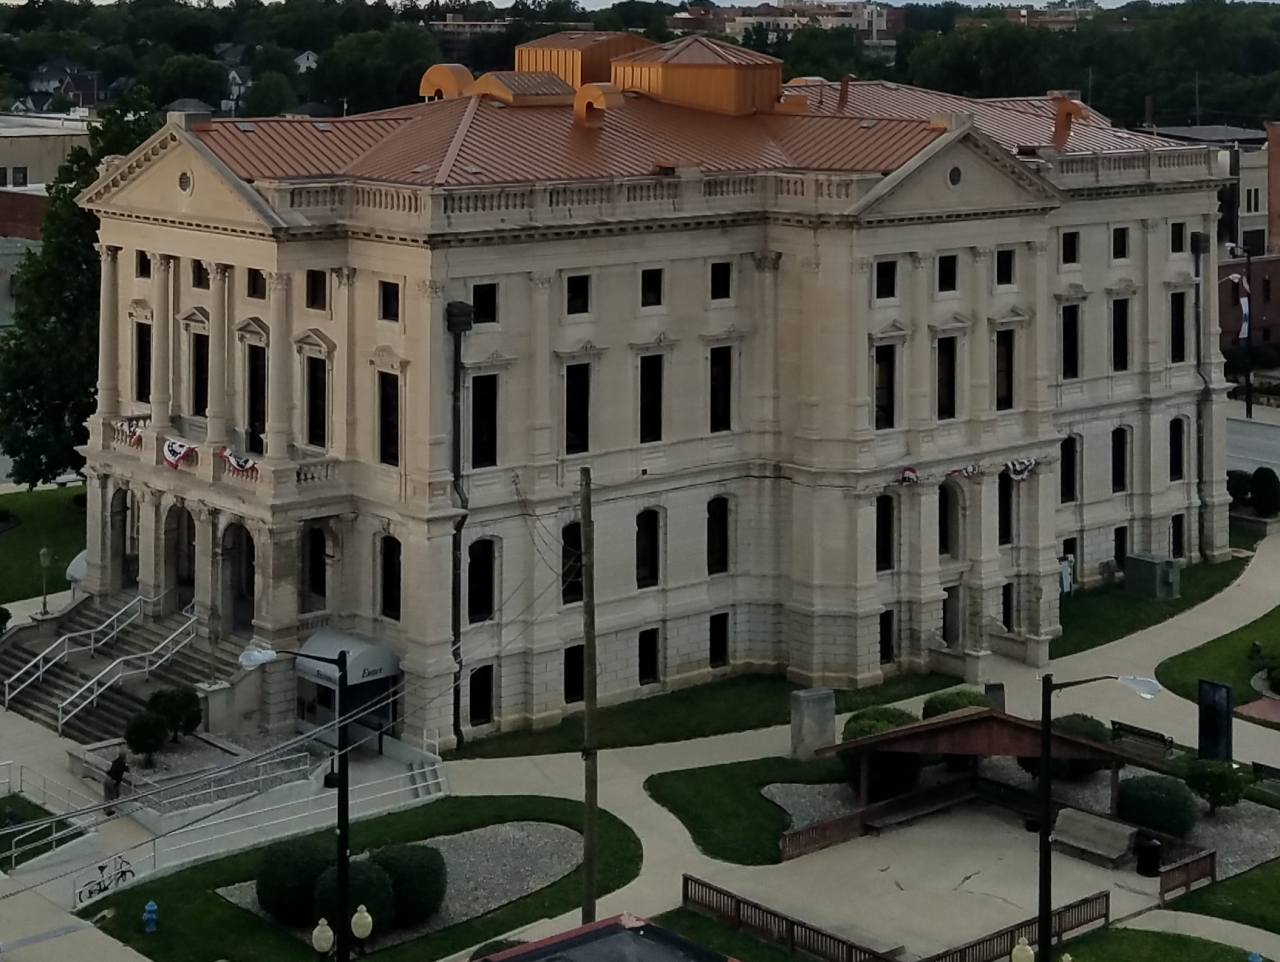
1051 808 1136 869
1111 720 1174 760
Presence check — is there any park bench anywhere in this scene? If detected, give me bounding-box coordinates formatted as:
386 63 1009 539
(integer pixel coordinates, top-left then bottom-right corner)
1051 808 1136 869
1111 720 1174 761
1253 761 1280 795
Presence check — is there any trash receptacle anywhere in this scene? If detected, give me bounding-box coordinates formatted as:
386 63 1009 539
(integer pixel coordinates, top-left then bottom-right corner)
1135 835 1162 877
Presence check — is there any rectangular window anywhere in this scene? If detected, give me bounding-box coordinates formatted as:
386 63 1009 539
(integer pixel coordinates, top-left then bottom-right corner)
938 485 954 556
377 370 399 467
306 355 327 448
191 260 209 290
467 539 495 624
1169 418 1185 481
1112 226 1129 260
378 280 400 322
937 254 958 293
996 248 1016 287
710 261 732 300
710 345 732 433
380 536 401 620
472 282 498 324
707 496 729 575
875 494 894 572
874 344 895 430
936 336 957 421
565 363 590 455
136 250 151 279
12 167 26 188
1061 304 1080 380
875 259 897 300
998 472 1013 546
471 373 498 468
191 332 209 417
246 343 267 455
306 528 326 599
1111 428 1128 493
1060 436 1078 504
1171 514 1186 559
878 609 894 665
636 509 660 589
640 268 663 308
638 629 660 685
942 586 960 646
995 328 1015 411
1171 221 1186 253
1114 526 1128 567
1002 582 1014 632
1244 229 1266 256
1170 291 1187 364
563 644 584 704
305 269 327 310
0 168 8 187
639 354 663 443
1112 299 1130 372
469 665 494 726
247 268 266 299
561 522 583 604
566 274 590 315
1061 231 1079 265
134 322 152 403
709 612 729 668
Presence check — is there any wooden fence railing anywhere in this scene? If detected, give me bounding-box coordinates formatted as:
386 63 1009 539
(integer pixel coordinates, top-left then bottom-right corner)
1160 850 1217 903
920 891 1110 962
681 875 898 962
778 811 866 861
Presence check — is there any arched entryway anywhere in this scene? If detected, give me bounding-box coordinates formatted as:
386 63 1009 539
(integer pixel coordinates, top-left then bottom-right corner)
163 503 196 612
221 523 256 638
109 487 139 594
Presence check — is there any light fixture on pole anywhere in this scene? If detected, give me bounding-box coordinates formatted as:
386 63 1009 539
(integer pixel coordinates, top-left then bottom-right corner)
312 918 335 955
38 546 50 615
240 646 353 962
1035 674 1160 961
351 904 373 954
1010 937 1033 962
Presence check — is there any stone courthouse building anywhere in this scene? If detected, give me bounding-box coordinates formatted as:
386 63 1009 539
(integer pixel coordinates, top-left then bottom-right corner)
73 33 1232 747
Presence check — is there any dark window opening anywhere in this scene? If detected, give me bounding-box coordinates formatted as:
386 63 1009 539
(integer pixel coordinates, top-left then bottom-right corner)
1112 299 1130 372
563 645 584 704
305 269 327 311
1169 418 1186 481
710 261 732 300
1002 582 1014 631
1060 436 1078 503
1171 221 1186 253
306 527 327 600
1063 537 1078 573
1266 277 1273 304
710 345 732 433
638 628 660 685
1112 226 1129 260
942 586 960 646
1111 427 1128 493
1244 229 1267 257
995 328 1015 410
996 248 1016 286
246 343 267 455
875 494 894 571
874 344 895 430
469 665 494 726
937 254 958 293
136 250 152 279
191 332 209 417
381 535 401 620
11 167 25 188
641 268 663 308
379 280 400 322
938 484 957 557
472 283 498 324
561 523 582 604
468 539 495 624
566 274 590 315
1170 292 1187 364
306 355 327 448
709 613 729 668
192 259 209 289
636 509 660 589
875 259 897 300
247 268 266 299
565 363 590 455
1062 304 1080 380
937 336 957 420
1114 526 1128 567
707 496 729 575
878 609 894 665
998 471 1014 546
471 373 498 468
378 371 400 467
135 322 152 402
1171 514 1186 559
639 354 663 443
1062 231 1079 265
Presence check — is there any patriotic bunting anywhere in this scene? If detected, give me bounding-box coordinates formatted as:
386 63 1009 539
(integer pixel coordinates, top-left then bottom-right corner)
897 467 920 485
162 439 196 469
1005 458 1037 481
219 446 259 477
948 463 980 480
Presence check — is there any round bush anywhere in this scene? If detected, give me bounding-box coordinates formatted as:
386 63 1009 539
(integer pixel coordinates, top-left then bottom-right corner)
124 710 168 765
1185 759 1245 816
256 837 335 925
1118 775 1198 838
1252 467 1280 518
147 686 203 741
313 860 395 937
369 844 446 926
1017 713 1112 782
838 706 920 803
1227 469 1253 506
922 689 994 720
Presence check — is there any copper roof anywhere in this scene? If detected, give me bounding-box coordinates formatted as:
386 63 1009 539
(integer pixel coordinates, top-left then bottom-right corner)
614 35 781 66
518 31 640 50
484 71 575 97
787 79 1183 156
192 113 415 180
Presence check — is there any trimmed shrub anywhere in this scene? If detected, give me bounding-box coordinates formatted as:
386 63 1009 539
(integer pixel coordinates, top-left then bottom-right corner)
0 607 10 634
1252 467 1280 518
369 844 446 926
124 710 168 766
1118 775 1198 837
922 688 994 719
1185 759 1246 816
147 687 203 742
314 860 395 938
1227 469 1253 506
471 940 525 961
1018 713 1112 782
1269 664 1280 695
838 706 920 803
256 837 335 926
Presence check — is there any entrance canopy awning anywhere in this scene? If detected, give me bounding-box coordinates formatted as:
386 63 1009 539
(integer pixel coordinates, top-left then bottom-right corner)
297 629 400 686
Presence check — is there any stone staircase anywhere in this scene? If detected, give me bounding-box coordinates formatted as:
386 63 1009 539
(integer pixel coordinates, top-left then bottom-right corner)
1 595 242 745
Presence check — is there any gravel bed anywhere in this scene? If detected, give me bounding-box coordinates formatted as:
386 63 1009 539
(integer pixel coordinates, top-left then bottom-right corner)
216 820 581 948
763 783 858 830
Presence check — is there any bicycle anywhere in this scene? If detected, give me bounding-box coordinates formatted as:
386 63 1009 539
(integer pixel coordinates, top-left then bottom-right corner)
76 856 135 904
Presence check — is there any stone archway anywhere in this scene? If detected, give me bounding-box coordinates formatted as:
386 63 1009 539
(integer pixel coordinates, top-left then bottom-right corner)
220 522 256 638
163 502 196 612
110 487 139 594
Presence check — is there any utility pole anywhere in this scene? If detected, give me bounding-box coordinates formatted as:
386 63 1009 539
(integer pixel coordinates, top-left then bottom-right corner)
579 466 598 924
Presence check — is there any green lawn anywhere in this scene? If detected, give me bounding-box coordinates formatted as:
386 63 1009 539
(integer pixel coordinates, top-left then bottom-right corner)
655 908 798 962
1051 536 1255 659
452 673 955 760
1170 855 1280 936
0 794 74 869
1156 598 1280 709
644 755 846 865
0 486 86 606
84 795 642 962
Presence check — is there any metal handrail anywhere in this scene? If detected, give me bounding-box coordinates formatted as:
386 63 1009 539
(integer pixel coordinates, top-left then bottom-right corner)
57 604 196 734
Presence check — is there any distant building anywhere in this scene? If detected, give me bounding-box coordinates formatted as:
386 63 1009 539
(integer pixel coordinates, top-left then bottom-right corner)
0 184 46 329
956 5 1096 31
294 51 319 73
228 65 253 103
0 113 89 187
428 16 596 61
29 58 87 94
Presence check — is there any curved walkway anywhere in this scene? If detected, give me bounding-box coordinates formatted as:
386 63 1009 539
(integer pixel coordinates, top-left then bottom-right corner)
1121 909 1280 960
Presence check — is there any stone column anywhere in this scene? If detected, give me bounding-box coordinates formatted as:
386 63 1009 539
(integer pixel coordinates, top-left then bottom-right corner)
150 254 172 431
191 502 218 633
252 519 300 645
963 471 1003 644
527 272 556 496
907 253 932 454
851 256 873 442
83 470 111 597
750 251 782 445
968 248 992 444
1143 219 1164 390
1024 240 1051 433
135 486 164 614
96 245 120 420
1021 460 1061 639
266 272 292 460
904 484 944 657
206 264 230 446
848 491 885 682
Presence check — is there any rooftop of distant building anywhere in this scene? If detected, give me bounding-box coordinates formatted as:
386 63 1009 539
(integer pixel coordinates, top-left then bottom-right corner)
0 113 90 137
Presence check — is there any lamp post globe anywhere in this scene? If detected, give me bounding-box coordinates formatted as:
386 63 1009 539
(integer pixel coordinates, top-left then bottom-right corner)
312 918 335 954
351 905 373 941
1010 937 1034 962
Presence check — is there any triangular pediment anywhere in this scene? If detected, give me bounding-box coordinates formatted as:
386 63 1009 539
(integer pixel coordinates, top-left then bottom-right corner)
872 319 910 340
931 311 972 332
1055 282 1090 302
180 306 209 331
991 306 1032 326
294 327 337 355
235 316 269 344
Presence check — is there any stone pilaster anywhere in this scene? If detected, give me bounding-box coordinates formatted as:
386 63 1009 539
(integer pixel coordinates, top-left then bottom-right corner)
904 483 944 657
1021 460 1061 639
191 501 218 632
150 254 172 431
206 264 230 445
265 271 292 460
83 469 111 597
135 485 164 614
337 268 358 461
251 519 300 645
963 470 1003 642
1024 240 1052 434
968 248 992 444
96 245 120 421
750 251 782 447
848 490 885 684
850 256 873 448
907 253 932 455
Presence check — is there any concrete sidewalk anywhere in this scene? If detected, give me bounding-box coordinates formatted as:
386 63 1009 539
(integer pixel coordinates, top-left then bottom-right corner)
1122 909 1280 960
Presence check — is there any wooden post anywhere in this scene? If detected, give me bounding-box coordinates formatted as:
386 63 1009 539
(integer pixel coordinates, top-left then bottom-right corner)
1109 761 1121 816
580 466 598 924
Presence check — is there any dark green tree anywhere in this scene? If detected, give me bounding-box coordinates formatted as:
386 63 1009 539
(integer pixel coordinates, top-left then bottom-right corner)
783 25 866 80
312 24 439 114
243 69 296 115
147 52 230 107
0 85 158 487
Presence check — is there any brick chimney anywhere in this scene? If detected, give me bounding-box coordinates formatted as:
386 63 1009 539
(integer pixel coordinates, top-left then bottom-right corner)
1267 122 1280 254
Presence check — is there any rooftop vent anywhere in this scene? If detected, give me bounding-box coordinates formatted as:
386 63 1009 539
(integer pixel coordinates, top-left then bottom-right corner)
420 63 474 101
574 82 624 129
313 122 334 131
234 121 255 132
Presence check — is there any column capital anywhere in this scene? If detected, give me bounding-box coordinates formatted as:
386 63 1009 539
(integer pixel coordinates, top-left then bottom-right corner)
1142 218 1162 234
97 244 120 263
909 251 927 270
149 252 172 274
333 266 356 288
1025 240 1049 254
971 247 990 261
528 272 554 291
751 251 782 273
210 263 230 282
854 256 872 273
267 271 290 292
